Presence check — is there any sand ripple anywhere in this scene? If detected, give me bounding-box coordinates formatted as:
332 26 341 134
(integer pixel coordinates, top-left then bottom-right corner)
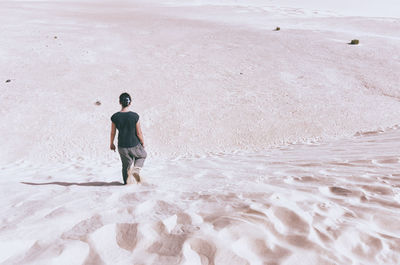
0 129 400 264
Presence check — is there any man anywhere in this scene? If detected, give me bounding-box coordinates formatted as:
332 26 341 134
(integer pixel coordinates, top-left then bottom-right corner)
110 93 146 184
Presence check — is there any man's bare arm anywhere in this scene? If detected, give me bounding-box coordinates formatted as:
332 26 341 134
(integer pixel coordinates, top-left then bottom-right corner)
136 121 145 147
110 122 116 151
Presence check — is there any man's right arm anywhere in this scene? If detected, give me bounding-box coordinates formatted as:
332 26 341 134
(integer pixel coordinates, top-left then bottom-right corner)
110 122 116 151
136 121 145 148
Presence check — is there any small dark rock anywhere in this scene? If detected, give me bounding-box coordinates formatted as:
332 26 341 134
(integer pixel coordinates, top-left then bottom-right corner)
275 27 280 31
349 39 359 45
54 36 58 39
240 72 243 75
5 79 11 83
95 101 101 106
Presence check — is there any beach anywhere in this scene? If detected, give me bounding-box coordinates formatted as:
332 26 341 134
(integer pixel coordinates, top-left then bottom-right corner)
0 0 400 264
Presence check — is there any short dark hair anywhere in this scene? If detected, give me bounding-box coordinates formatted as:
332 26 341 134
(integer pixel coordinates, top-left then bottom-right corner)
119 93 131 107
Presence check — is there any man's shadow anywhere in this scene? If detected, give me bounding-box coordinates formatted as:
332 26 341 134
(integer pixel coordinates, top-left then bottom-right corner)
21 181 123 187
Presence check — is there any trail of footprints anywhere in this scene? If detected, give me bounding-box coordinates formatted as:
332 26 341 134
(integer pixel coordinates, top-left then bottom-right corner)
3 129 400 264
3 179 400 265
7 188 394 264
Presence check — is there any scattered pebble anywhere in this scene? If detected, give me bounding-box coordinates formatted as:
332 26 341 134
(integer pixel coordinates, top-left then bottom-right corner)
349 39 359 45
5 79 11 83
275 27 280 31
95 101 101 106
240 72 243 75
54 36 58 39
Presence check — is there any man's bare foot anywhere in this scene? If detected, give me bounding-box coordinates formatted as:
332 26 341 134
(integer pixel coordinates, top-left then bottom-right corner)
133 172 141 183
126 167 135 185
126 174 134 185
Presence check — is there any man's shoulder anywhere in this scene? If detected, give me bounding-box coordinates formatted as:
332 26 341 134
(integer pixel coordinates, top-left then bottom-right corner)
111 112 121 121
129 111 139 119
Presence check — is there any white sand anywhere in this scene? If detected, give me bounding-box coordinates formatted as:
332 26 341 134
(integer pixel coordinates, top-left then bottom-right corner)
1 0 400 264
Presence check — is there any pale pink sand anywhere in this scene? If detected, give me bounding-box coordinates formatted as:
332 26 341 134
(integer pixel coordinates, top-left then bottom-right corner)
1 0 400 163
0 0 400 264
1 126 400 264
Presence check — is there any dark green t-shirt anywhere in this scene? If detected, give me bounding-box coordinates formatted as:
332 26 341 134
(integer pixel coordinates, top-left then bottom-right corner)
111 111 140 148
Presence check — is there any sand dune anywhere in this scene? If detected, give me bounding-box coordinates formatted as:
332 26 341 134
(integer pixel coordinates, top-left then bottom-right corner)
1 0 400 162
1 127 400 264
1 0 400 264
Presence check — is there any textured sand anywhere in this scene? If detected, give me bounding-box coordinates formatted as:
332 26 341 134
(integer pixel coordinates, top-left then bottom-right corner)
1 127 400 264
0 0 400 264
1 0 400 162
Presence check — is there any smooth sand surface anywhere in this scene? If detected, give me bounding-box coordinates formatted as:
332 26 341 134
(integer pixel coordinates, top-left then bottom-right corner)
0 0 400 264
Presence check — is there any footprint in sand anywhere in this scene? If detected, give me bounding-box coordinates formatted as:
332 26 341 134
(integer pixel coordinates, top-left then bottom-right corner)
44 206 67 219
250 238 291 262
352 234 383 260
329 186 353 196
147 221 187 264
116 223 138 251
62 214 103 241
273 206 309 234
188 238 216 265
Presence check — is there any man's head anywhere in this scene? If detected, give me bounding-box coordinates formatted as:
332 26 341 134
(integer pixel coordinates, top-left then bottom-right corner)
119 92 131 107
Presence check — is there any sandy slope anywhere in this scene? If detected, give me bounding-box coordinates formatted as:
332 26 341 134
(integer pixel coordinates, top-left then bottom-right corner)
158 0 400 18
1 0 400 264
1 127 400 264
0 0 400 162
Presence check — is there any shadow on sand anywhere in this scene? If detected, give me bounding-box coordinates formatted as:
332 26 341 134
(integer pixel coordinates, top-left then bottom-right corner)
21 181 123 187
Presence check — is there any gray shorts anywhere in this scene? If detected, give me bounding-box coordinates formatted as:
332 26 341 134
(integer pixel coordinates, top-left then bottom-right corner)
118 144 147 184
